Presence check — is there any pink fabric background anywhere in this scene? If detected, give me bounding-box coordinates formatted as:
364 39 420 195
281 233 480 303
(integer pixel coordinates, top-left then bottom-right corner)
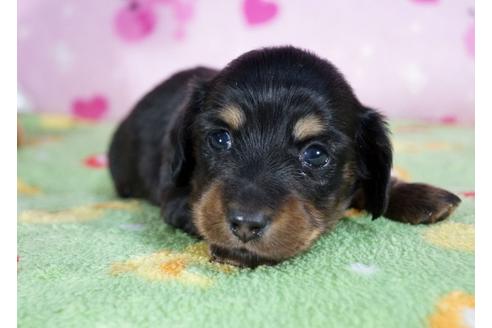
18 0 475 122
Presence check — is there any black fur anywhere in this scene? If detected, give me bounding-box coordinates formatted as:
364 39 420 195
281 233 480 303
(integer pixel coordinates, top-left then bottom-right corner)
109 67 216 234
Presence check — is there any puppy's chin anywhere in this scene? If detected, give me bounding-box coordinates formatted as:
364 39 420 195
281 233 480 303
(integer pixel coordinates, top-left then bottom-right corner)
202 223 325 268
209 244 279 268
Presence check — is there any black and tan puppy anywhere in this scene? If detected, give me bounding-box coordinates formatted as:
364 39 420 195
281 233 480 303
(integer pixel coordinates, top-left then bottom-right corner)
109 46 460 268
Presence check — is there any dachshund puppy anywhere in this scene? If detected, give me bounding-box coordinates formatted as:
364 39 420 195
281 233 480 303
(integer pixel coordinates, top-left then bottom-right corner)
109 46 461 268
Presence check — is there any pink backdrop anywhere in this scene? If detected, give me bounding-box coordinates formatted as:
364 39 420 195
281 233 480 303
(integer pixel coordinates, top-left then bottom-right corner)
18 0 475 122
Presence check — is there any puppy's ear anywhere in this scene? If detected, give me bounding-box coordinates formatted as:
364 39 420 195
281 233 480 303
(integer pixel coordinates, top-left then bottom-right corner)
355 107 393 219
163 79 209 189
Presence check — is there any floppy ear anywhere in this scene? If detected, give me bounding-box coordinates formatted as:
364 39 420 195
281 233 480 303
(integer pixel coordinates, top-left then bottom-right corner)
161 80 209 190
354 107 393 219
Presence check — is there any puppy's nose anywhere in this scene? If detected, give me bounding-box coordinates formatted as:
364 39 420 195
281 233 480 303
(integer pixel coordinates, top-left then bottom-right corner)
228 210 269 242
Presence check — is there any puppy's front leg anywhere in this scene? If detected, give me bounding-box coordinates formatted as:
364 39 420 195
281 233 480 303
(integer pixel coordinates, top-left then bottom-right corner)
352 178 461 224
384 178 461 224
161 188 200 237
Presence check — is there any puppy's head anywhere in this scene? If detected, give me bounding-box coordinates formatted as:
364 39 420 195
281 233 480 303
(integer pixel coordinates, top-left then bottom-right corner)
170 47 392 267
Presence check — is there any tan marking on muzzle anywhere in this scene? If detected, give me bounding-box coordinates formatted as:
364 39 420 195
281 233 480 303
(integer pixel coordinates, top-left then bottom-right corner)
251 196 326 260
192 181 231 246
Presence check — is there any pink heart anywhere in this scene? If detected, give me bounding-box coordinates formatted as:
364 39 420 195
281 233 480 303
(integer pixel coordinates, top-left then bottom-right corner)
440 115 458 125
84 154 108 169
243 0 278 26
114 1 157 42
71 95 108 121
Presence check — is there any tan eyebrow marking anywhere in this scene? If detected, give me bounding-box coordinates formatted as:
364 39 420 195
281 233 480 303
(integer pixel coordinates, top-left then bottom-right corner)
293 114 325 140
218 106 245 130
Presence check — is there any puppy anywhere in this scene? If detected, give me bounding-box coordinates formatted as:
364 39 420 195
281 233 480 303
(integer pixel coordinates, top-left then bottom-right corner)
109 46 461 268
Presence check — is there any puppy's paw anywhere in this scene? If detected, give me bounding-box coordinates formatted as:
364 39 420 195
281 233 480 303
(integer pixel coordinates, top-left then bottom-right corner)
384 182 461 224
163 197 201 237
165 214 201 237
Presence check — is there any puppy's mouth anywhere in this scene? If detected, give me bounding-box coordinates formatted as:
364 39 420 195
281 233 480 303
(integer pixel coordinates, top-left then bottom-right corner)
209 244 279 268
192 181 328 268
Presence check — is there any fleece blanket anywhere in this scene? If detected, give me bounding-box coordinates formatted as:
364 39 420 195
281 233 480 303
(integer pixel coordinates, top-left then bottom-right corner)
17 114 474 328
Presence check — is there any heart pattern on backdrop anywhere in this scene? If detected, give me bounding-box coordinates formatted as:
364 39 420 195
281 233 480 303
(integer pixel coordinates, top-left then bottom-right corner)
243 0 279 26
114 1 157 42
71 95 108 121
84 154 108 169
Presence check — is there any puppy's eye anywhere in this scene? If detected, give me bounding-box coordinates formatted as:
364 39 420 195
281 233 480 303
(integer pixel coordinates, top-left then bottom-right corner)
301 145 329 168
208 130 232 151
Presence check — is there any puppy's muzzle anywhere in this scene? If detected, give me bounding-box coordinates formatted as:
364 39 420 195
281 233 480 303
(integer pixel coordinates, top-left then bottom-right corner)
228 209 270 243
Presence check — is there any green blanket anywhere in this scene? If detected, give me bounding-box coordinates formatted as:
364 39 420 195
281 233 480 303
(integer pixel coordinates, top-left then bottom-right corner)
18 114 474 328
